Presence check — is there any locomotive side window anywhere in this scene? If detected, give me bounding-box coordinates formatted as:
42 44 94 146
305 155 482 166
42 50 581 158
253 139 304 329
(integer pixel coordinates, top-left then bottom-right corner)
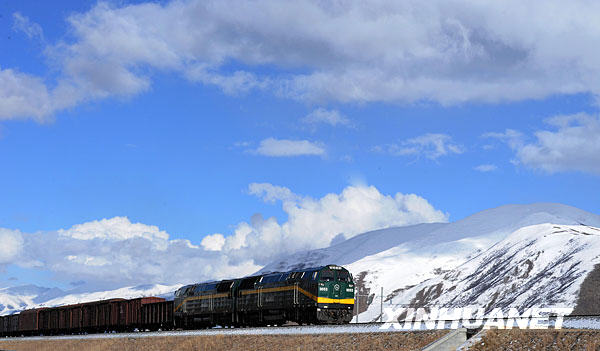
216 280 232 292
312 272 318 280
239 276 260 289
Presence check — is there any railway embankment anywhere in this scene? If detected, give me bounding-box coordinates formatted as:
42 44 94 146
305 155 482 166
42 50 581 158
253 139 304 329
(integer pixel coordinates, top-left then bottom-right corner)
0 330 446 351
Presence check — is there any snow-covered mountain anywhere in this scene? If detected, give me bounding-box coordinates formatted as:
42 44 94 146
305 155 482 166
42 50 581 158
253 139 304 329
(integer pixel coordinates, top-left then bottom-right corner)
2 203 599 321
260 203 600 320
261 203 600 273
0 285 65 316
358 223 600 321
0 283 181 316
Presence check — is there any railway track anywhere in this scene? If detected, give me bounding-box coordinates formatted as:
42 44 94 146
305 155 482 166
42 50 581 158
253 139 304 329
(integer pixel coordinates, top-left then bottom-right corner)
2 323 389 340
3 315 600 341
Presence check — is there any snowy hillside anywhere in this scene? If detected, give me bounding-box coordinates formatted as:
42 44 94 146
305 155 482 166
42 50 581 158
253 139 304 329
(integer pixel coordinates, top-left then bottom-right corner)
261 203 600 274
39 283 182 308
0 285 65 316
359 223 600 321
0 283 181 316
259 222 447 273
259 203 600 321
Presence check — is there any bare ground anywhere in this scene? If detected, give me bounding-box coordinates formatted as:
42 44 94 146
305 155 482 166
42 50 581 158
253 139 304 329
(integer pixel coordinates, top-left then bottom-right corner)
0 331 446 351
468 329 600 351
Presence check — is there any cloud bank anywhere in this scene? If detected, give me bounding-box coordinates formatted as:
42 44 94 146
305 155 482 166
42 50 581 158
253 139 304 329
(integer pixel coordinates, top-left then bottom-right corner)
0 184 446 289
4 0 600 120
0 229 23 264
485 113 600 175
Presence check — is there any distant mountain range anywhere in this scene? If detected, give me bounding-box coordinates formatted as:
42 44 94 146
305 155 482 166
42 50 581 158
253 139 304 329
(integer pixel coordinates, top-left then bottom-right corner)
0 284 180 316
2 203 599 322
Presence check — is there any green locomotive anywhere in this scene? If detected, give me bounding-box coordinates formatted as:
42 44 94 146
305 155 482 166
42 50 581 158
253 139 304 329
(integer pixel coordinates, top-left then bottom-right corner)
174 264 355 328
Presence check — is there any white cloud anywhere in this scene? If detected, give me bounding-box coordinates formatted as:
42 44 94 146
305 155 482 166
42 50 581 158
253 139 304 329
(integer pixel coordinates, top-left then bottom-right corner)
248 183 299 203
385 133 464 160
0 229 23 264
301 108 351 127
482 129 524 149
252 138 325 157
59 217 169 243
474 164 498 172
1 184 446 289
0 68 53 121
519 114 600 174
220 183 449 264
66 254 111 267
485 113 600 175
12 13 44 41
201 234 226 251
18 217 260 289
4 1 600 120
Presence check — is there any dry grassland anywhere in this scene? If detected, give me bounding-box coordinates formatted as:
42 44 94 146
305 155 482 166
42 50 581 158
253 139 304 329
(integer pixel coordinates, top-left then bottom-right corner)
469 329 600 351
0 331 446 351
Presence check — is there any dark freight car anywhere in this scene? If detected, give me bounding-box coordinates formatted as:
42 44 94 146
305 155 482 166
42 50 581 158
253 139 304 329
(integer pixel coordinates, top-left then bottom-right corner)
124 297 165 328
0 296 172 337
6 313 20 335
96 299 122 331
18 309 41 335
68 304 84 332
78 299 125 331
0 315 8 336
140 299 173 330
38 307 60 332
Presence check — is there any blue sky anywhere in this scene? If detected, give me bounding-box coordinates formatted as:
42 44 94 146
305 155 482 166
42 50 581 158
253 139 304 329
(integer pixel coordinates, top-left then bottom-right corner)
1 0 599 290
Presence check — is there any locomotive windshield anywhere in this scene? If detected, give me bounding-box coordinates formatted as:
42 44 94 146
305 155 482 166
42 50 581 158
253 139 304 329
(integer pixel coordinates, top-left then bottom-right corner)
320 269 335 281
338 270 352 282
320 269 335 282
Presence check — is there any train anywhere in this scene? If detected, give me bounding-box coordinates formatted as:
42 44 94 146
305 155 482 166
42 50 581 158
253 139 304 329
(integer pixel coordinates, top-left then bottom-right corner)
0 264 354 336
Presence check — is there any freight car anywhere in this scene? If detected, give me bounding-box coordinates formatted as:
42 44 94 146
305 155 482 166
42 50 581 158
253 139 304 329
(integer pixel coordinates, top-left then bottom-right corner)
174 264 355 328
0 297 173 337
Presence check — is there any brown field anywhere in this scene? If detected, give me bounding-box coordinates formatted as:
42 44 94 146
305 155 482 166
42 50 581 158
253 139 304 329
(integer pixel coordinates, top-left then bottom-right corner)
469 329 600 351
0 331 446 351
